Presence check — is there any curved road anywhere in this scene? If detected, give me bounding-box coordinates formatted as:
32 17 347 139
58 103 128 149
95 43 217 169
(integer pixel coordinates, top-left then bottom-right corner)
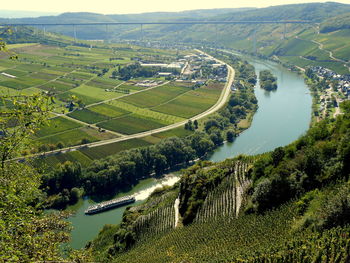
16 50 235 160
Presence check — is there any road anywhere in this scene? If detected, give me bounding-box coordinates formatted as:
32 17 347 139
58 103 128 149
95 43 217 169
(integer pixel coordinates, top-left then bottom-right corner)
15 50 235 161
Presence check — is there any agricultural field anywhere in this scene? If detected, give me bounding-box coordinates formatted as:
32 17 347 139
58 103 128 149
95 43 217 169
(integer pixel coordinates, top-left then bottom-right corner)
154 82 224 118
89 103 130 118
79 138 153 160
273 29 350 74
97 114 167 135
120 83 191 108
1 42 228 165
37 150 94 168
37 128 99 147
35 117 83 137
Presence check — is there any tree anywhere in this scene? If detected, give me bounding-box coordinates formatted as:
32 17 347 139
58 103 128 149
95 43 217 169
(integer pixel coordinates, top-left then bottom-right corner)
271 147 285 166
154 154 168 175
193 120 198 130
226 129 235 142
0 94 52 169
0 93 75 261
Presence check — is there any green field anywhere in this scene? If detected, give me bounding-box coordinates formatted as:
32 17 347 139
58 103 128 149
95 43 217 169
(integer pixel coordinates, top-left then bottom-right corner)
38 150 93 168
1 68 28 77
88 104 130 118
35 117 83 137
279 56 348 74
80 138 153 160
37 128 98 147
97 114 167 135
109 100 184 125
56 91 102 105
87 78 122 89
39 81 74 93
69 85 124 101
154 83 223 118
120 84 191 108
68 108 110 124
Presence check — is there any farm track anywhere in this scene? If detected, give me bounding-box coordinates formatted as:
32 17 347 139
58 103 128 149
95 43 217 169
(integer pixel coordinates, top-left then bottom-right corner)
14 50 235 161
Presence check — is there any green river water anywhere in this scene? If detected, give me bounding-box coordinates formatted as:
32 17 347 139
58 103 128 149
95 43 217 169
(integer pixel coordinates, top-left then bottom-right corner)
65 52 312 249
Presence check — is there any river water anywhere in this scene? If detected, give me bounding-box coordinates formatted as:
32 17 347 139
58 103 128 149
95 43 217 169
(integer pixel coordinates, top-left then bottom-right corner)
66 53 312 249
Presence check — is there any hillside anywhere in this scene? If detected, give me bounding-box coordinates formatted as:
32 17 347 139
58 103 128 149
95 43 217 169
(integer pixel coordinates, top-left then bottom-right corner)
320 12 350 33
88 101 350 262
0 8 252 40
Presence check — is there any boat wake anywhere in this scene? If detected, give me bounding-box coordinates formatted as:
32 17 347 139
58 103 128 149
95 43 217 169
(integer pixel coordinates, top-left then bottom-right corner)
134 176 180 201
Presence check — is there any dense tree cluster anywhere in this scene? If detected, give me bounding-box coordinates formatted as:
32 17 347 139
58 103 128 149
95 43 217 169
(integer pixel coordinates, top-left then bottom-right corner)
259 70 277 91
203 53 258 140
42 134 216 206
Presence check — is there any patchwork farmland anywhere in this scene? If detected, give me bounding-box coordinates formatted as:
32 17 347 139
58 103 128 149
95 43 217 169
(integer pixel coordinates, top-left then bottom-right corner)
1 43 231 166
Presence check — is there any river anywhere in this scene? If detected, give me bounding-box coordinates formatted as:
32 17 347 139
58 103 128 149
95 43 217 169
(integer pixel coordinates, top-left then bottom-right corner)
66 52 312 249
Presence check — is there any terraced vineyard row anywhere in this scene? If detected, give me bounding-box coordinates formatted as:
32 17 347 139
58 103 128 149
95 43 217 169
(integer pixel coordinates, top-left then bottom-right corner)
195 161 250 223
132 202 175 240
111 188 350 263
112 203 299 263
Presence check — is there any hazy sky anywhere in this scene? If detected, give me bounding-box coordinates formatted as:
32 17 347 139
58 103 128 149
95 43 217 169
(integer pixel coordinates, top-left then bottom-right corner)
1 0 350 14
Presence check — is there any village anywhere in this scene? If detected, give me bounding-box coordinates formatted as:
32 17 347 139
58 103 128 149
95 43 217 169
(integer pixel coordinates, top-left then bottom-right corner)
137 52 228 86
309 66 350 119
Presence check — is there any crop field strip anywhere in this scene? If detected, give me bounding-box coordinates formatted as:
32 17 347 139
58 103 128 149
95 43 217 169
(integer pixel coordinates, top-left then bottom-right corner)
153 82 224 118
96 114 168 135
37 128 99 146
34 116 84 138
79 138 153 160
119 84 191 108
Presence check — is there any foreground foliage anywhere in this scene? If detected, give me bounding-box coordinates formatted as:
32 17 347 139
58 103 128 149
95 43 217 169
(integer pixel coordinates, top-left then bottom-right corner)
0 94 91 261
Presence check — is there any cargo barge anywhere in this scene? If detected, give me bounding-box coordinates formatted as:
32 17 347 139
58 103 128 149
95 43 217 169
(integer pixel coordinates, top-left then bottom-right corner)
84 195 135 215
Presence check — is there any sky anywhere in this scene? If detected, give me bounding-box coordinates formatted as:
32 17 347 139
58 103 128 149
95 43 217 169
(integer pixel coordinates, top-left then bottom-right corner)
1 0 350 15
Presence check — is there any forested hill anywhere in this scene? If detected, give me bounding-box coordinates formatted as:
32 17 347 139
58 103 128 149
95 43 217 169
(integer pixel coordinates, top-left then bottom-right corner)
2 2 349 75
0 8 252 23
0 8 252 40
216 2 350 22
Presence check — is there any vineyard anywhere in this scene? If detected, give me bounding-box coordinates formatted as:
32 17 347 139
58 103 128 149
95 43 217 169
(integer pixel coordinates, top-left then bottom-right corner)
129 161 253 240
194 161 251 223
132 199 176 240
111 212 350 263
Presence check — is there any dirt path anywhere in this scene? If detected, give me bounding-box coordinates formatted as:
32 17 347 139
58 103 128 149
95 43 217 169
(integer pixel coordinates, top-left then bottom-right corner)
174 197 180 228
310 39 350 72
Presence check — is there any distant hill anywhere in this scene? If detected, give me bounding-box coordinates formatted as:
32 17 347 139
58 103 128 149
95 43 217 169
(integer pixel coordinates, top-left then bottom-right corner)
0 8 254 40
0 10 59 18
217 2 350 22
1 2 349 74
320 12 350 32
